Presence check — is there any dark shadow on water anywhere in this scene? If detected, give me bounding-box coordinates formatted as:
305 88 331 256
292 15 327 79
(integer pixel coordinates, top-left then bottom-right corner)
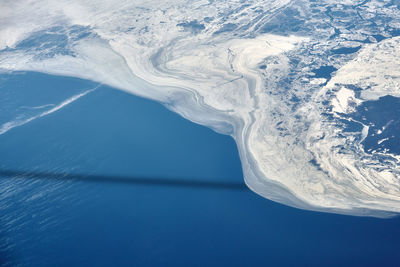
0 169 248 191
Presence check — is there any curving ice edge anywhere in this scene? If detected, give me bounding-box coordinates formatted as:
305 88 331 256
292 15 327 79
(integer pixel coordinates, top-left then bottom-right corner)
1 0 400 217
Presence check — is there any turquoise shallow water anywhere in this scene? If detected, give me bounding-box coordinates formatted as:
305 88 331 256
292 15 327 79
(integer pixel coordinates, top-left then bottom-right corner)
1 72 400 266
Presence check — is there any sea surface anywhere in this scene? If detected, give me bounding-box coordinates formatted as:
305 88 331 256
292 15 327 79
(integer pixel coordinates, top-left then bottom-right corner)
0 72 400 266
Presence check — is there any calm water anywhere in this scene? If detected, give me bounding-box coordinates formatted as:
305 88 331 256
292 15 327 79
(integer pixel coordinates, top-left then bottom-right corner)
0 72 400 266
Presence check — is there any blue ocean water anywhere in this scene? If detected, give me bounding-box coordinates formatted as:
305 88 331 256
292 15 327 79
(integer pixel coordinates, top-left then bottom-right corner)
350 95 400 155
0 72 400 266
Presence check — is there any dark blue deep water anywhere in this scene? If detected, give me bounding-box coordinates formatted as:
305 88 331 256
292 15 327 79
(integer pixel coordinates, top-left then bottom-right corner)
1 72 400 266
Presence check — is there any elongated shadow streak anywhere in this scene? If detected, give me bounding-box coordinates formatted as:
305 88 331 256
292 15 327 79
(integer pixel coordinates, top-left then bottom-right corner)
0 169 248 190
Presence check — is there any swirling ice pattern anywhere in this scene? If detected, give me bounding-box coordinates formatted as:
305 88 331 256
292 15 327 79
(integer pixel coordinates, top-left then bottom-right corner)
1 0 400 217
